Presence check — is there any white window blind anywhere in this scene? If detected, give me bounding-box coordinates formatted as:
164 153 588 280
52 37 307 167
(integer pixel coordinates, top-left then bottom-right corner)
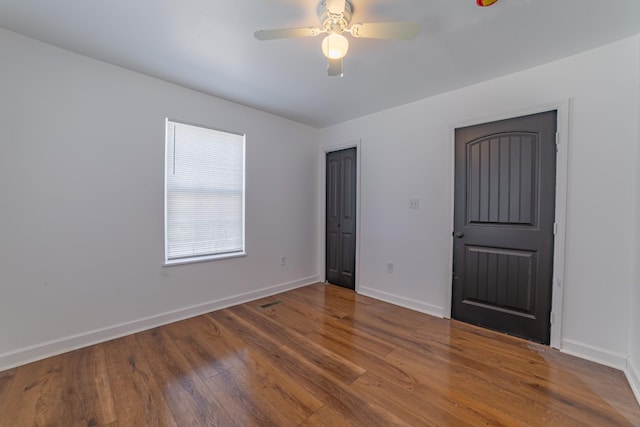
165 119 245 263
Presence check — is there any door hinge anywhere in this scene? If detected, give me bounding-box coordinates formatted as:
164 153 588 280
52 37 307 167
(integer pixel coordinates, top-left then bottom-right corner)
550 312 554 325
553 222 557 235
555 132 559 152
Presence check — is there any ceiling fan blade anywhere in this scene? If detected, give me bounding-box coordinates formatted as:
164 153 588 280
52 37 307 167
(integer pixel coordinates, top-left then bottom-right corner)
327 58 343 77
350 22 420 40
254 27 320 41
326 0 346 14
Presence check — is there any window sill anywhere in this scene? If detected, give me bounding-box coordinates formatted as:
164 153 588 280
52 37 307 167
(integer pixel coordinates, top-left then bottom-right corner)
164 251 247 267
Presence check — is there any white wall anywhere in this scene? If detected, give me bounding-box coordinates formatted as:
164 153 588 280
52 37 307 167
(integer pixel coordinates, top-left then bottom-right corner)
0 28 319 370
319 36 639 367
628 33 640 402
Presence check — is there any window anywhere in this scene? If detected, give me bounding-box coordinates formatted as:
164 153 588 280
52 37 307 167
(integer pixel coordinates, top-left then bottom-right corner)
164 119 245 264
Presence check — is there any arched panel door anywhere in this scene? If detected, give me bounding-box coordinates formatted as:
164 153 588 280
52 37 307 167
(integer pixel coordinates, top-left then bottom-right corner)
452 111 557 344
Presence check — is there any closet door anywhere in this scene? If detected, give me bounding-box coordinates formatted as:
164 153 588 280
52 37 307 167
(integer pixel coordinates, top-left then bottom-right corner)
326 147 357 289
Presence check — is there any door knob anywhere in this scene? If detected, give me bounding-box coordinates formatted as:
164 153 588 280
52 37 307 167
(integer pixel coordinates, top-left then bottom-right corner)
455 232 464 238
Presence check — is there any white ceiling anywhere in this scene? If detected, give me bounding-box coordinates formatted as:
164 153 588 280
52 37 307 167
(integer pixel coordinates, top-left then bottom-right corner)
1 0 639 128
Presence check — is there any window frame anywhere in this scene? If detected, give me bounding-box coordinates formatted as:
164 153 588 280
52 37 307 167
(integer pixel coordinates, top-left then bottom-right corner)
163 118 246 266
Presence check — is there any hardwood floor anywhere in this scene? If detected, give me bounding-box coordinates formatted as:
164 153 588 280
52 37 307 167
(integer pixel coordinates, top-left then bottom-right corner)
1 283 639 426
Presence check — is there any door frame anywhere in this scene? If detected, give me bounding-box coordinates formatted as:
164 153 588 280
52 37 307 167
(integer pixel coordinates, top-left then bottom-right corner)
320 140 362 291
446 100 570 350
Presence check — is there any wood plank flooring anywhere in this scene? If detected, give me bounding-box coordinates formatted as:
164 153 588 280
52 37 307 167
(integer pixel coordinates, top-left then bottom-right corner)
1 283 639 426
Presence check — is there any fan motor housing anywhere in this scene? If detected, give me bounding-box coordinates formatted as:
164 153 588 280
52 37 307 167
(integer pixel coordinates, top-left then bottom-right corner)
318 0 353 33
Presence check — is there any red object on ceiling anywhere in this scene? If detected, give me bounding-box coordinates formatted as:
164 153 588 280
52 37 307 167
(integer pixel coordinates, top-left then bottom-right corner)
477 0 498 6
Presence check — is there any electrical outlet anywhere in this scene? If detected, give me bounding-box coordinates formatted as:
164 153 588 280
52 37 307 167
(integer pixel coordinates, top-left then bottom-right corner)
386 262 394 273
409 198 420 209
280 256 286 266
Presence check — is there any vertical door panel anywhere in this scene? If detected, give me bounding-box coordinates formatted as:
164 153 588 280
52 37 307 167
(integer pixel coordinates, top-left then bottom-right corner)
342 156 354 220
341 233 353 277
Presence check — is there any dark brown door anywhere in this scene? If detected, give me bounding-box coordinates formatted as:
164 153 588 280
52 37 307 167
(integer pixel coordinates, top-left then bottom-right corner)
452 111 557 344
326 147 356 289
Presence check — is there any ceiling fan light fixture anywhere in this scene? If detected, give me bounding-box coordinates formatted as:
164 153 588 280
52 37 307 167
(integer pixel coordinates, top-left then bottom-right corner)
321 33 349 59
255 0 419 76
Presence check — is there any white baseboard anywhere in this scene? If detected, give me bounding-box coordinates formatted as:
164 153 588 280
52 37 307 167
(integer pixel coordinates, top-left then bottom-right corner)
358 286 445 318
0 276 319 372
626 358 640 406
561 338 628 370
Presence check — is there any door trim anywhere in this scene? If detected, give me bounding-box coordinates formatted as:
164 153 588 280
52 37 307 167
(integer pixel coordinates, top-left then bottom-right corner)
446 99 570 350
320 140 362 292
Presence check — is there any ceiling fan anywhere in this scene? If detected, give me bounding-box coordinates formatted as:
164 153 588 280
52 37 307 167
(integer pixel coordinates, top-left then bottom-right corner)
254 0 419 77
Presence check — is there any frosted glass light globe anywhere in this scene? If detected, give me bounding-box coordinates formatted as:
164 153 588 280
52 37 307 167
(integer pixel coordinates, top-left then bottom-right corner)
321 34 349 59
